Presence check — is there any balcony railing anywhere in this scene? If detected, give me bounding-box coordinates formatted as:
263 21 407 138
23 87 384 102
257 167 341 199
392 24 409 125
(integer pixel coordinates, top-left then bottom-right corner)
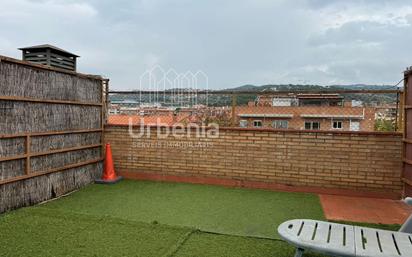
107 89 403 133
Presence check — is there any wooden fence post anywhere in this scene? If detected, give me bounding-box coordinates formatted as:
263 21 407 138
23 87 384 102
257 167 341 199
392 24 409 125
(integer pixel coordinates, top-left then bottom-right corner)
25 135 31 174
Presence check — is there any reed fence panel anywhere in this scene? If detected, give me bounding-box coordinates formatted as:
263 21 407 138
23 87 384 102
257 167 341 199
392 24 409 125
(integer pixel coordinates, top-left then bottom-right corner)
0 56 105 213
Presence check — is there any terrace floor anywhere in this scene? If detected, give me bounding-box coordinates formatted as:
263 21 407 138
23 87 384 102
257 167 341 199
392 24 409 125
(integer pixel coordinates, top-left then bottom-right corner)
320 194 412 224
0 180 407 257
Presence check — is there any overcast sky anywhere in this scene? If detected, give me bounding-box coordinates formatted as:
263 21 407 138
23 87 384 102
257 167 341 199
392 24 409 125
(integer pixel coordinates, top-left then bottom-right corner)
1 0 412 90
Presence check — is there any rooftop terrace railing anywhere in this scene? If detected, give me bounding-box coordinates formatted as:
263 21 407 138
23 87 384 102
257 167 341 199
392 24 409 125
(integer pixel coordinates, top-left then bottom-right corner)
107 88 403 133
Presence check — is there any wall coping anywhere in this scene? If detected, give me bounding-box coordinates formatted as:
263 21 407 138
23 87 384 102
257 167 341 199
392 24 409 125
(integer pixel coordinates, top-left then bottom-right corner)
105 124 402 137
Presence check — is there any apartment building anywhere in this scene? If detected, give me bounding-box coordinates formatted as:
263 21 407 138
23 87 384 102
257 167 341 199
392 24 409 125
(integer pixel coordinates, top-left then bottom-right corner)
237 94 376 131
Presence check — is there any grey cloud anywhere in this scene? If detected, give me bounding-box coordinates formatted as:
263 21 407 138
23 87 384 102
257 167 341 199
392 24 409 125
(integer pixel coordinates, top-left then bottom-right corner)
308 21 393 46
0 0 412 89
305 0 412 9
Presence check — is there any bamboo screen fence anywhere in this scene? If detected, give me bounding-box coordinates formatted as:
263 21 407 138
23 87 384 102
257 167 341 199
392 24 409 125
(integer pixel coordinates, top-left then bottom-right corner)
0 55 107 213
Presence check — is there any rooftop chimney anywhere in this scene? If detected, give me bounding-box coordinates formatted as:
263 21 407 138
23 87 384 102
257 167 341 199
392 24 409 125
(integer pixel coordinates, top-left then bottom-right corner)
18 44 79 72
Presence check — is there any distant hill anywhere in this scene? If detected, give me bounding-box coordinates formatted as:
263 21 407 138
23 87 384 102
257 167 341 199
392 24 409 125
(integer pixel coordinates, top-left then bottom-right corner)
225 84 259 91
220 84 399 106
329 84 395 90
109 84 399 107
226 84 397 92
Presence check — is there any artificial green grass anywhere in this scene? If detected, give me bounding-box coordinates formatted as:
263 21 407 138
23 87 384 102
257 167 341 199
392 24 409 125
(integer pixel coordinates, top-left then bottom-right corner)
1 180 402 257
0 207 396 257
0 207 328 257
0 208 191 257
39 180 325 239
174 231 326 257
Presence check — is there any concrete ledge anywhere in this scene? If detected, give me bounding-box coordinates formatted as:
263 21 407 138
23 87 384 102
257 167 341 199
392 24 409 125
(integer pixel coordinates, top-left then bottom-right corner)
105 124 402 136
118 171 401 200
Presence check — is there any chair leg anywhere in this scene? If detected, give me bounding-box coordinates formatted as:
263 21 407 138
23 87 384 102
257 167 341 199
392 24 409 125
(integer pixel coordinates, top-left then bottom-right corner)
294 248 304 257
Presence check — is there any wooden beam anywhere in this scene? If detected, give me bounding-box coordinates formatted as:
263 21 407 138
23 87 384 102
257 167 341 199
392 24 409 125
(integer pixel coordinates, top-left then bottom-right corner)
0 144 101 162
0 154 28 162
0 95 102 107
25 135 31 174
0 158 103 185
403 177 412 187
101 80 108 159
403 158 412 165
31 144 102 158
0 128 103 139
403 138 412 144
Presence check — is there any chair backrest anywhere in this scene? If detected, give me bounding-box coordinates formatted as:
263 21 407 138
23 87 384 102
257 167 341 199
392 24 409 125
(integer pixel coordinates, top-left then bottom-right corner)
399 198 412 233
399 214 412 233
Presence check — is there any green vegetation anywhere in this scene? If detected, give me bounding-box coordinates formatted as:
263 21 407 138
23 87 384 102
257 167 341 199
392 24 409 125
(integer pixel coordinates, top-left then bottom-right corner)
0 180 401 257
375 118 396 131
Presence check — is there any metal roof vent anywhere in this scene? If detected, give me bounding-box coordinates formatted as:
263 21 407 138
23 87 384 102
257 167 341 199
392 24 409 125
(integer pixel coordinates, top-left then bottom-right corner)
19 44 79 71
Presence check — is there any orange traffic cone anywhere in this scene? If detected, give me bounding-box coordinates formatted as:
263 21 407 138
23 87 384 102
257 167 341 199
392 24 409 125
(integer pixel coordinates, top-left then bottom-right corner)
95 143 123 184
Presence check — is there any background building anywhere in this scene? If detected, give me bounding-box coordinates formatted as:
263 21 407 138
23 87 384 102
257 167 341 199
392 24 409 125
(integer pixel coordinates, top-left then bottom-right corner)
237 94 375 131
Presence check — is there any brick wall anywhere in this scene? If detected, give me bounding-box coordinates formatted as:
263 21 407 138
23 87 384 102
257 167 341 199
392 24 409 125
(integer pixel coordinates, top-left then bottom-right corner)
105 125 403 198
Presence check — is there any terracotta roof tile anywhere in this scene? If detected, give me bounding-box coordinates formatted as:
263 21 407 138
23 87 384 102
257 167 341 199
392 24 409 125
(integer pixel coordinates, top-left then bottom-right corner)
108 114 190 126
